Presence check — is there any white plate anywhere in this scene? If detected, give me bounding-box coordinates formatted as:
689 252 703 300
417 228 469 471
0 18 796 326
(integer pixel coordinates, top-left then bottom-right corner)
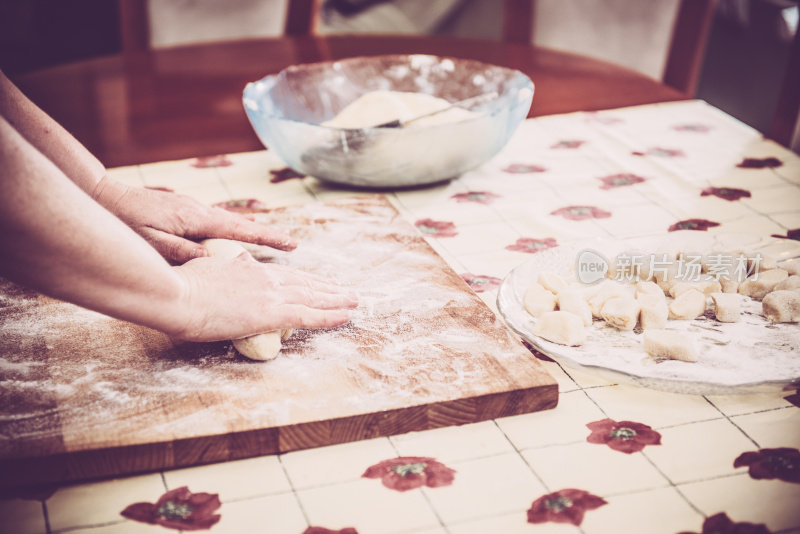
496 233 800 395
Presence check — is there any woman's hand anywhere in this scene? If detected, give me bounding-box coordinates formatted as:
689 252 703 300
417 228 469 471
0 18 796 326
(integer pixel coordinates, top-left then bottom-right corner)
169 252 358 342
92 177 297 264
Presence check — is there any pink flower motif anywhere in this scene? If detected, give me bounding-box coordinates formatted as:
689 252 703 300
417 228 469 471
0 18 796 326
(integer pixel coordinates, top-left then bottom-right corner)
771 228 800 241
362 457 456 492
451 191 501 205
502 163 547 174
212 198 270 213
270 167 306 183
145 185 175 192
673 123 712 133
506 237 558 253
461 273 502 293
191 155 232 168
677 512 771 534
527 488 607 526
668 218 721 232
737 157 782 169
734 448 800 484
586 418 662 454
551 139 586 149
121 487 221 531
304 528 358 534
785 389 800 408
415 219 458 238
598 173 646 190
632 147 685 158
551 205 612 221
701 187 752 201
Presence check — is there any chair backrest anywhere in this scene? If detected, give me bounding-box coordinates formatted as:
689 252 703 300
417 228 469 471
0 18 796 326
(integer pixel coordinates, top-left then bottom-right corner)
502 0 716 96
118 0 320 51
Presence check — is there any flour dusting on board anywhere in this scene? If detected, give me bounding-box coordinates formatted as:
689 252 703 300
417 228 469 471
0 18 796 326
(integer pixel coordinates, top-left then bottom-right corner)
0 196 549 454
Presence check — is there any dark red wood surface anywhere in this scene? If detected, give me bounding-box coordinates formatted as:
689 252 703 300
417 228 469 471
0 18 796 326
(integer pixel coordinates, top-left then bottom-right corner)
11 35 686 168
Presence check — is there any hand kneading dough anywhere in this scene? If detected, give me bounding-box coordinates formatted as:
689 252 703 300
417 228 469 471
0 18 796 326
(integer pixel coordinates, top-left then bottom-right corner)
600 296 640 331
637 294 669 330
668 288 707 320
200 238 290 361
710 292 741 323
738 268 789 299
523 282 557 318
533 311 586 346
643 329 698 362
762 290 800 323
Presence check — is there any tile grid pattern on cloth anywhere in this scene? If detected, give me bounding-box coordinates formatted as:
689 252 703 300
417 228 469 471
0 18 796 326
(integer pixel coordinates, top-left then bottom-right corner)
2 101 799 534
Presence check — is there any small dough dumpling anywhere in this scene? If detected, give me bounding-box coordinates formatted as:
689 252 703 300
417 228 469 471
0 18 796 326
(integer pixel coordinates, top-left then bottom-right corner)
668 288 707 320
643 329 698 362
653 262 683 293
738 268 789 299
588 282 633 318
762 290 800 323
532 311 586 346
557 289 592 326
538 272 568 294
638 294 669 330
669 279 722 298
601 296 640 331
719 277 740 294
635 281 664 299
777 258 800 276
775 275 800 292
523 282 557 318
710 292 741 323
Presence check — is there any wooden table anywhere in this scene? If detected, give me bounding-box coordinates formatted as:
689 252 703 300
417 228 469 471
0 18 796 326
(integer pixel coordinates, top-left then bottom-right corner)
10 35 687 168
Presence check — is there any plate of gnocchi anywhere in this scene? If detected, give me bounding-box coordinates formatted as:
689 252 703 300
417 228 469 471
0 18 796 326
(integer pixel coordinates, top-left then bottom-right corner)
496 233 800 394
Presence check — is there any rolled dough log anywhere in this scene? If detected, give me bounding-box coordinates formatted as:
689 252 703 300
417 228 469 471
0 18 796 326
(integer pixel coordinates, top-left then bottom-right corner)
200 238 291 361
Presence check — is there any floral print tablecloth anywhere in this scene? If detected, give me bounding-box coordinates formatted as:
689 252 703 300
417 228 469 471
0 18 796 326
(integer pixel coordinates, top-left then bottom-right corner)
2 100 800 534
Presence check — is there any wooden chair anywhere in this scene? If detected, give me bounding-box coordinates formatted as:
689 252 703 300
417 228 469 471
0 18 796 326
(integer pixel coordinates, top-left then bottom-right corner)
501 0 717 97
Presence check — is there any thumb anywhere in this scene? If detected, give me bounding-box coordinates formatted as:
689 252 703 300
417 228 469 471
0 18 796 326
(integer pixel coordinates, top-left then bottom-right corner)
139 227 207 264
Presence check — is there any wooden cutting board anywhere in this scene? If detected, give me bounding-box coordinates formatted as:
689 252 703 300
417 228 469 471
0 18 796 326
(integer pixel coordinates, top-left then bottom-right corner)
0 195 557 488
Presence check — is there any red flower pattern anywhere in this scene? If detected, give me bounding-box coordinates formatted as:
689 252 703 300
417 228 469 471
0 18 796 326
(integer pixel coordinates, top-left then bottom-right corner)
212 198 270 213
120 487 221 531
632 147 685 158
415 219 458 238
678 512 771 534
461 273 502 293
191 155 232 168
362 457 456 492
673 123 712 133
598 173 646 190
701 187 752 201
527 488 607 526
502 163 547 174
771 228 800 241
586 418 662 454
270 167 306 183
734 448 800 484
737 157 782 169
451 191 501 205
506 237 558 253
551 139 586 149
145 185 175 192
785 389 800 408
668 218 721 232
551 205 612 220
304 528 358 534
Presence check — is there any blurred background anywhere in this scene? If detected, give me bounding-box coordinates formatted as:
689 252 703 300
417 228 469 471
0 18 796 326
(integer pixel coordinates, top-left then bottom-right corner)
0 0 797 143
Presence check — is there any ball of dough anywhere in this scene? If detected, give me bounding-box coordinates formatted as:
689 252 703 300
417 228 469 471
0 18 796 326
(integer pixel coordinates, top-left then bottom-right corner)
710 292 741 323
523 282 557 318
557 289 592 326
638 294 669 330
643 329 698 362
668 288 707 320
739 268 789 299
775 275 800 292
601 296 640 331
532 311 586 346
762 290 800 323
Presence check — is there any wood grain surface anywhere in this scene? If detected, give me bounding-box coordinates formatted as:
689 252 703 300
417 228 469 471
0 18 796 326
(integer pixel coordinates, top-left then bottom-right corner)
0 195 558 488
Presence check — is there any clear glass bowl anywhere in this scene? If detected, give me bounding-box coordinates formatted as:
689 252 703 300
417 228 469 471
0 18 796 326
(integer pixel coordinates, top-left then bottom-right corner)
242 54 534 188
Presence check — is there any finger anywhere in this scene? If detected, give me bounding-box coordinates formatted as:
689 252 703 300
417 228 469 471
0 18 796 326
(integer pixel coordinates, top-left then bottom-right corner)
278 286 359 310
204 208 298 251
140 227 207 264
266 265 354 296
278 305 353 330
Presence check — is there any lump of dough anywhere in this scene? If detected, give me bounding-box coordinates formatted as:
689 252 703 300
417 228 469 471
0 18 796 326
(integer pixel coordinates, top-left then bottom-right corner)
557 289 592 326
668 288 707 320
538 272 568 294
669 279 722 298
532 311 586 346
775 275 800 292
601 296 640 331
638 294 669 330
643 329 698 362
719 277 740 294
200 238 288 361
588 282 633 318
710 292 741 323
523 282 557 318
738 268 789 299
635 281 664 299
762 290 800 323
777 258 800 276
